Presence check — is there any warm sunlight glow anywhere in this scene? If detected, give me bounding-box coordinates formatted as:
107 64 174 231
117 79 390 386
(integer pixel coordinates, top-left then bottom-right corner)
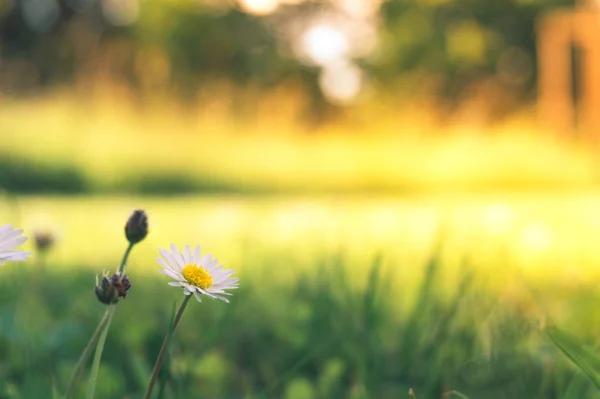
319 61 363 104
238 0 279 15
520 223 553 253
300 24 350 67
333 0 382 17
481 204 514 235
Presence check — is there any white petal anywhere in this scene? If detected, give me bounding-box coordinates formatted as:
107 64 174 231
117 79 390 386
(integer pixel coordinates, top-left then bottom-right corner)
193 245 201 263
198 287 218 299
160 269 183 281
11 252 31 261
156 260 177 276
211 276 238 288
170 244 185 267
193 291 203 302
213 280 239 289
205 263 222 275
0 225 16 241
206 287 232 295
214 283 238 291
200 254 211 265
156 258 179 274
0 228 24 244
0 236 27 251
159 248 180 270
181 282 198 293
0 249 31 257
183 245 192 264
0 251 31 261
168 282 184 287
213 270 235 284
207 266 225 278
212 294 230 303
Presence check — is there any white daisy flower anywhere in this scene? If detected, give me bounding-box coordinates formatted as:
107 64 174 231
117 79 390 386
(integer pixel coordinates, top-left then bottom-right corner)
157 244 238 303
0 224 32 265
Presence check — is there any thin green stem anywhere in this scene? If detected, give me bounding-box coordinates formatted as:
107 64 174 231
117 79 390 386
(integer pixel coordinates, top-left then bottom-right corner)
144 294 192 399
156 301 178 399
119 243 134 274
64 307 113 399
67 242 135 399
86 305 116 399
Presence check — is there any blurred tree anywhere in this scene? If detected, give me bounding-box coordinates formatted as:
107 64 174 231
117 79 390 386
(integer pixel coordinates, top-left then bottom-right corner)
377 0 572 112
0 0 578 120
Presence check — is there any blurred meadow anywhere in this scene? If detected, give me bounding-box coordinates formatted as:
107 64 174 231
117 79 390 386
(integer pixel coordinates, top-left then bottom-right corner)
4 0 600 398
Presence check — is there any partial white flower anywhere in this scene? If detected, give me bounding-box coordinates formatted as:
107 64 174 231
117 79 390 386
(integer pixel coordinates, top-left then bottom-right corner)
0 224 32 265
157 244 239 303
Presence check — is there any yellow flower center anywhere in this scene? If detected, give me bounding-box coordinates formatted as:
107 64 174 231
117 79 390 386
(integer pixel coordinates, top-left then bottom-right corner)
182 263 213 289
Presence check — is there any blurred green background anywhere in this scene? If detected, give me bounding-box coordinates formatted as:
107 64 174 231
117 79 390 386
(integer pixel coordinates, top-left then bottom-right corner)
3 0 600 398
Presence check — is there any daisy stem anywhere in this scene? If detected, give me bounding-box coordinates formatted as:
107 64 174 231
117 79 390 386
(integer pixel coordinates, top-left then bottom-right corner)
64 306 113 399
85 304 116 399
143 294 192 399
119 242 134 274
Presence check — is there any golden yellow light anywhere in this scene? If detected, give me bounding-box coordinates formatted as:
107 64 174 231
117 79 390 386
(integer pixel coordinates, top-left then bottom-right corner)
237 0 279 15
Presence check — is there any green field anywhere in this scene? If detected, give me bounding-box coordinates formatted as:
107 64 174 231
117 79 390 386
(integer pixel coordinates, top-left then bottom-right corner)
2 90 600 398
6 193 600 279
0 93 598 195
2 194 600 398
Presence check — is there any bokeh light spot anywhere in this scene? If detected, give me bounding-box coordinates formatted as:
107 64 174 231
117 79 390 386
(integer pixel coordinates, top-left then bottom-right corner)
102 0 139 26
22 0 60 33
319 61 363 104
301 23 350 67
238 0 279 15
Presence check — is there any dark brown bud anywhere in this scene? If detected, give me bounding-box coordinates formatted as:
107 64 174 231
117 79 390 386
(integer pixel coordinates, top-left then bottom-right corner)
111 272 131 299
33 230 55 252
95 272 132 305
125 209 148 245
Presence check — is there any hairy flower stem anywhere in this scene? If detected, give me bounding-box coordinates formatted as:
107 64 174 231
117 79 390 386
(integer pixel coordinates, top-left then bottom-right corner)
65 242 135 399
144 294 192 399
119 243 134 274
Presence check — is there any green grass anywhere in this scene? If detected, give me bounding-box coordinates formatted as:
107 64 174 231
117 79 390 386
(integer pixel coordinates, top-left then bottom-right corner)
2 194 600 397
1 246 598 399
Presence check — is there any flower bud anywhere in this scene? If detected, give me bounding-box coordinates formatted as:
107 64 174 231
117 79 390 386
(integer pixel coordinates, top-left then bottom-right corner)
33 230 55 253
125 210 148 245
95 272 132 305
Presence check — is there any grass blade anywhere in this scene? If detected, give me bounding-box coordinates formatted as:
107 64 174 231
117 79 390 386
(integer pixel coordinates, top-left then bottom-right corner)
52 378 63 399
86 305 116 399
545 325 600 390
561 371 595 399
